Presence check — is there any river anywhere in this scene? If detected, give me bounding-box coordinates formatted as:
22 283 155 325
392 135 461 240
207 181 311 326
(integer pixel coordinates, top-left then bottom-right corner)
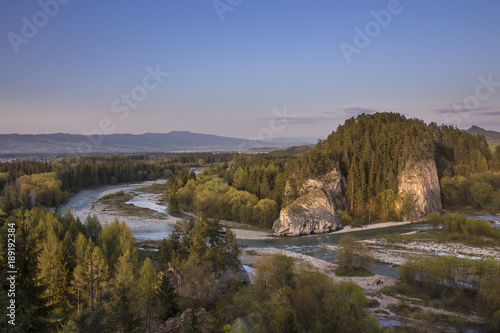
59 180 433 277
58 180 189 240
60 180 500 278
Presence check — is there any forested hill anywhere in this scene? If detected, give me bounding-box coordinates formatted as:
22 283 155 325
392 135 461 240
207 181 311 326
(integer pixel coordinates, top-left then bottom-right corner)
0 132 319 155
288 112 495 217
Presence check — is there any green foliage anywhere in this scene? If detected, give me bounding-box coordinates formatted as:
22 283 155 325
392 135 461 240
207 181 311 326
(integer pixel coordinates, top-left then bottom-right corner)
179 255 216 308
84 214 102 243
38 227 69 313
156 274 180 321
399 254 500 325
253 198 279 228
158 217 240 272
338 210 353 225
98 218 137 272
0 208 173 332
425 211 441 229
477 265 500 317
2 172 69 210
252 254 295 302
138 257 159 330
233 254 382 333
337 235 374 270
420 213 500 245
400 255 498 297
335 266 375 277
15 210 55 332
492 310 500 332
286 113 493 219
0 153 215 213
441 171 500 211
166 174 280 226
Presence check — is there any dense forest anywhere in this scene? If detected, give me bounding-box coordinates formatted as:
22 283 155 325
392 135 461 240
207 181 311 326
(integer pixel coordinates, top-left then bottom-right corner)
0 208 177 332
0 208 381 332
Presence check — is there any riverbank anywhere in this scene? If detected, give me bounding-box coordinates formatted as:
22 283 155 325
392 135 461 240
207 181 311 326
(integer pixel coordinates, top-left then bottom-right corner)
365 238 500 261
239 247 490 329
331 221 413 235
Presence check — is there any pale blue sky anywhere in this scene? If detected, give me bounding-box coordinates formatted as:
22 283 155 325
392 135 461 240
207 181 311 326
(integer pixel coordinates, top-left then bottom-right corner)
1 0 499 138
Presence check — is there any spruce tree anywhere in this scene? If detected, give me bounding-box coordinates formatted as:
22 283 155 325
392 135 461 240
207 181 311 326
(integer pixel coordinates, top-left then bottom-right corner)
15 210 54 332
156 274 179 321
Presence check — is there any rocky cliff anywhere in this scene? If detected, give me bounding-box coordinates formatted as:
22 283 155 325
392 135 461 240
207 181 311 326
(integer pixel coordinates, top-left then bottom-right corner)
397 159 442 220
299 169 344 198
273 189 341 236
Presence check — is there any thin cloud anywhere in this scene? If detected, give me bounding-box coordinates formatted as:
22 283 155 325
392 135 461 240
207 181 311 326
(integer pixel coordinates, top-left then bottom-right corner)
257 107 379 125
342 107 378 115
322 107 378 115
477 111 500 116
257 115 333 125
431 105 490 114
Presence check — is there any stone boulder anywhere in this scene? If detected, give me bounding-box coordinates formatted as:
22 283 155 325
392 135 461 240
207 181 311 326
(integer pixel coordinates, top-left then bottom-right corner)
273 189 341 236
397 159 442 220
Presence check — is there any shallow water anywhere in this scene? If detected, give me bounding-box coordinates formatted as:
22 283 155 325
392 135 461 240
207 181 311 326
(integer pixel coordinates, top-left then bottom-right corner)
58 180 167 215
125 193 168 214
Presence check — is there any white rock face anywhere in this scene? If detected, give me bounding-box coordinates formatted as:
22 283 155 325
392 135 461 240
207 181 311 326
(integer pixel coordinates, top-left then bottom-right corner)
300 169 344 198
397 159 442 220
273 189 341 236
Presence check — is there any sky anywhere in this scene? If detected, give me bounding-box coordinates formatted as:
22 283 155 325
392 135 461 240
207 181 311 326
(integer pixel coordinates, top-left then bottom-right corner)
1 0 500 139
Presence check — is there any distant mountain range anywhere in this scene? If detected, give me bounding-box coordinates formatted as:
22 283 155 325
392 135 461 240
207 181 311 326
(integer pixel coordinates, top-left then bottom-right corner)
466 126 500 142
0 131 321 156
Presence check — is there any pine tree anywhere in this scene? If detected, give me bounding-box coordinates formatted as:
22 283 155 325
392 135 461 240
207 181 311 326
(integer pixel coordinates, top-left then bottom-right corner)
16 210 54 332
156 274 179 321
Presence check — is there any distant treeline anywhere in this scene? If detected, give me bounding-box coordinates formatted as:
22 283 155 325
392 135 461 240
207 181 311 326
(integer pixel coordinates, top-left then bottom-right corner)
0 153 240 212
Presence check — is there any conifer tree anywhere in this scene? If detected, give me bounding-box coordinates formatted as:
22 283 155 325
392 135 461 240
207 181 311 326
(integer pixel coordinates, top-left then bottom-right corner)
107 250 140 332
138 257 159 330
156 274 180 321
16 210 54 332
38 227 69 313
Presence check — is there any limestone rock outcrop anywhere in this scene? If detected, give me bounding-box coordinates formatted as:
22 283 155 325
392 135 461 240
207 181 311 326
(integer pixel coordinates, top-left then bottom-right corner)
299 169 344 198
273 189 341 236
397 159 442 220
